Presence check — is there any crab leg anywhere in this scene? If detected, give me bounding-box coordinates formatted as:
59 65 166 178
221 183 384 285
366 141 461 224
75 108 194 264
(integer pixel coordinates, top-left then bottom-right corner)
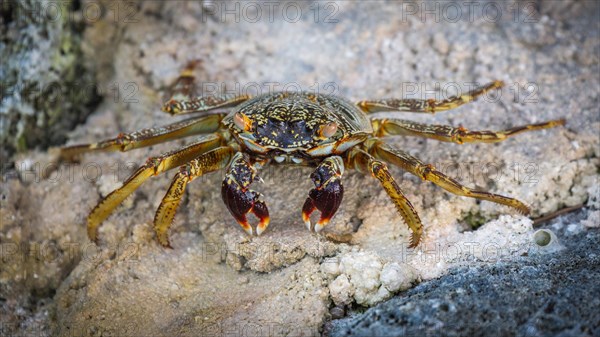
302 156 345 233
154 146 234 247
347 149 423 248
59 115 223 161
372 118 566 143
162 94 251 116
86 134 223 243
356 81 503 114
221 153 270 236
162 61 250 115
367 139 531 215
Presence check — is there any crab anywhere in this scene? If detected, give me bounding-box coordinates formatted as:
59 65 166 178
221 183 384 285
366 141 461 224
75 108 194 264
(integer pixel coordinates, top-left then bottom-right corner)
60 65 565 248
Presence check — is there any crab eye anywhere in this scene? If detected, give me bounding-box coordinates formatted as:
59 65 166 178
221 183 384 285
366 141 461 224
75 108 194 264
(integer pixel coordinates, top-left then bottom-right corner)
233 112 252 131
319 122 338 139
162 100 181 115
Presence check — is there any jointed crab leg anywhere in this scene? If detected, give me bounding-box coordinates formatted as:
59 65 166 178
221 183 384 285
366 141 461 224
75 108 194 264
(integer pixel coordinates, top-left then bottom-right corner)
348 149 423 248
372 118 566 143
367 139 531 214
302 156 345 233
162 93 251 115
221 153 270 236
87 134 223 242
154 146 234 247
59 115 223 161
161 60 251 115
356 81 503 113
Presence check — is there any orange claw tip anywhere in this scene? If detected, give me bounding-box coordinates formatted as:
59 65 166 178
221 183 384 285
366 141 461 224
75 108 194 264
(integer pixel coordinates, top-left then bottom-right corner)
303 217 312 232
314 217 332 233
255 216 270 236
237 221 253 236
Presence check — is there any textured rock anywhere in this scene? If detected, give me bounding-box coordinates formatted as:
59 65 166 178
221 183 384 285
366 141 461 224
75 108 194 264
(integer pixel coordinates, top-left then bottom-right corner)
380 262 416 293
1 1 598 336
329 274 353 306
0 0 101 161
326 210 600 337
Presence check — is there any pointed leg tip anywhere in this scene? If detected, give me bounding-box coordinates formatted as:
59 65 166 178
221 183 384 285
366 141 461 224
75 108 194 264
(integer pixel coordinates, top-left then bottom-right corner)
539 118 566 129
514 201 531 216
87 228 99 245
408 235 421 249
405 229 422 249
492 80 505 88
157 236 173 249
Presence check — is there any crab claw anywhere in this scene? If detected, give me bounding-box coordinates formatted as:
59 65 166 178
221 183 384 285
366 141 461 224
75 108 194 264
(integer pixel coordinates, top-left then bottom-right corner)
221 153 270 236
302 156 344 233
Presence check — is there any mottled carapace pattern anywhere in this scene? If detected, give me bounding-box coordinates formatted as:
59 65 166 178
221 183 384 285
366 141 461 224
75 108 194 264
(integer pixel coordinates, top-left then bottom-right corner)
222 92 372 161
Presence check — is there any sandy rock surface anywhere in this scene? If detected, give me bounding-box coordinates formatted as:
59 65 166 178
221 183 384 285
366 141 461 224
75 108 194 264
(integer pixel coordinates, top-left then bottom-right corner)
1 1 598 336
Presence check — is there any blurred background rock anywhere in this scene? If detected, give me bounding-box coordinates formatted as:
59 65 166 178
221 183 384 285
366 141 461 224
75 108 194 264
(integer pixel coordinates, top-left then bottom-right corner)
1 0 102 163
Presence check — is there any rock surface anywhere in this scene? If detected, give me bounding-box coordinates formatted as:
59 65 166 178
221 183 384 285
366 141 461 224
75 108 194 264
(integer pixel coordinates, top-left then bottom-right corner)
0 0 100 161
326 210 600 337
1 1 598 336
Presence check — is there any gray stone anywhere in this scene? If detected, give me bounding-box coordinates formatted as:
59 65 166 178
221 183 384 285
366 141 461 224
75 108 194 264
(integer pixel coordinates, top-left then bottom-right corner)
326 211 600 337
0 0 101 162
